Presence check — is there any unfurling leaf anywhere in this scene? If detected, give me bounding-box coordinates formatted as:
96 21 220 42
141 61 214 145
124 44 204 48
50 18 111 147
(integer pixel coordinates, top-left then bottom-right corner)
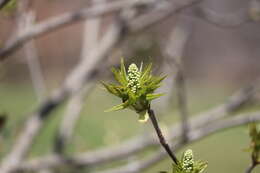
102 58 166 122
170 149 207 173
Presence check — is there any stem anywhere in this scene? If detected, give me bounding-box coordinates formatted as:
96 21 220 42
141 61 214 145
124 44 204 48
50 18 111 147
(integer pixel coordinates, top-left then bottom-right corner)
147 107 178 164
245 163 257 173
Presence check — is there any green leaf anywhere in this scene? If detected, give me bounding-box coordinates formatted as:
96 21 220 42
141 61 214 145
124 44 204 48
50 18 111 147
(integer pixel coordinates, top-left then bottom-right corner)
101 82 119 96
172 163 182 173
120 58 128 82
111 68 127 86
151 75 167 85
140 63 152 83
146 93 164 101
194 160 208 173
105 101 129 112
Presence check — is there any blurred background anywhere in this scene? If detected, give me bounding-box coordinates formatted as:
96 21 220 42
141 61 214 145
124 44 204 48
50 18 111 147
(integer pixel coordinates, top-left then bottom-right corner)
1 0 260 172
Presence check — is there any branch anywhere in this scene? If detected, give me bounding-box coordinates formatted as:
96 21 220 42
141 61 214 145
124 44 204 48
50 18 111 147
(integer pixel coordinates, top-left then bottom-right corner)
245 163 258 173
163 17 193 141
0 1 205 172
0 19 123 173
192 4 251 28
148 107 178 164
96 111 260 173
21 11 47 102
0 0 204 61
54 0 103 154
17 83 257 172
0 0 155 60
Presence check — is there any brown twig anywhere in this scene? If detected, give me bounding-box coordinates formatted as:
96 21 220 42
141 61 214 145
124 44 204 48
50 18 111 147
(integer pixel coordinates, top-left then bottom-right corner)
245 162 257 173
147 106 178 164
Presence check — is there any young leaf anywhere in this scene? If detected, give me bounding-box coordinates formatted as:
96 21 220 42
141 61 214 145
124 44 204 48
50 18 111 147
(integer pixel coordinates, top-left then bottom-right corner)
146 93 164 101
105 101 129 112
101 82 119 96
111 68 127 86
140 63 152 82
120 58 128 82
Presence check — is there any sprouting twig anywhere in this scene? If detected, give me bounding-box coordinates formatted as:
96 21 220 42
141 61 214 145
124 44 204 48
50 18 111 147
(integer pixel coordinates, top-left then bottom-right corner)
148 106 178 164
16 83 258 172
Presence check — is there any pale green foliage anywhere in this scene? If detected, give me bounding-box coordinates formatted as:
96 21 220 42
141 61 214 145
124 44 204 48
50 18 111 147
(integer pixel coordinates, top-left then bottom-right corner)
171 149 207 173
245 123 260 162
102 58 165 122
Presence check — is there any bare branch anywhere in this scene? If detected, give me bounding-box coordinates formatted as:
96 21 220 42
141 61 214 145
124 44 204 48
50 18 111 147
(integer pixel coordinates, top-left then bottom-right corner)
192 4 251 28
163 17 193 142
54 0 103 153
129 0 202 32
0 18 123 173
21 11 47 102
0 0 156 60
148 107 178 164
0 0 204 61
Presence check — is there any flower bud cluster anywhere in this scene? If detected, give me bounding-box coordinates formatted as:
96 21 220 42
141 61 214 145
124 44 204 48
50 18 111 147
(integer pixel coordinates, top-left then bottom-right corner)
127 63 141 93
182 149 194 173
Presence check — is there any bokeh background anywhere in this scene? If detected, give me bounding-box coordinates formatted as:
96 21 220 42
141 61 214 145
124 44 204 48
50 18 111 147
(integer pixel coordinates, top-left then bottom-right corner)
1 0 260 172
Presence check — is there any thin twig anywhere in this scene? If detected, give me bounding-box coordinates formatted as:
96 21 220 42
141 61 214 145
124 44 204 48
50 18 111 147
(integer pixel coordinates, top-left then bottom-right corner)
0 19 123 173
148 106 178 164
245 163 257 173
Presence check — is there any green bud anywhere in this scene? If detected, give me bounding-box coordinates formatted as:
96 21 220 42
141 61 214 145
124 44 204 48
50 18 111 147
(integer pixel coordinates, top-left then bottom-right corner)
182 149 194 173
127 63 141 93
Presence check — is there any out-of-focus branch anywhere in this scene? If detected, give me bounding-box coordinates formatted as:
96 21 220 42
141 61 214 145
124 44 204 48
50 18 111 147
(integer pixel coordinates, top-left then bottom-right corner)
96 111 260 173
0 0 204 61
17 84 258 172
21 11 46 102
163 17 193 142
0 18 123 173
193 6 251 28
0 0 11 9
0 1 203 172
129 0 202 32
0 0 156 60
54 0 103 154
192 1 260 28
